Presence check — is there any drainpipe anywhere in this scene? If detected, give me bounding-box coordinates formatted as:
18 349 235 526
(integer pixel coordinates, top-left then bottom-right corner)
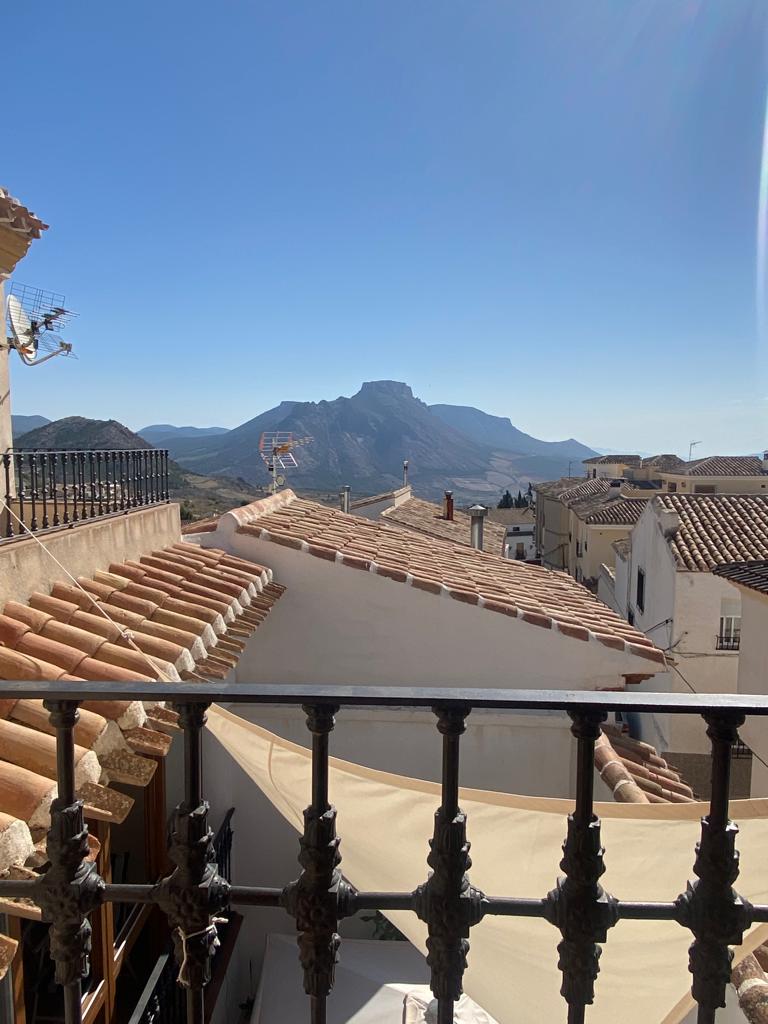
443 490 454 521
340 485 351 513
469 504 488 550
403 460 409 487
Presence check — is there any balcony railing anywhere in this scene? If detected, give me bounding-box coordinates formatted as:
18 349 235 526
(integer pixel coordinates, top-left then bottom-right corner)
715 634 740 652
1 448 170 541
1 681 768 1024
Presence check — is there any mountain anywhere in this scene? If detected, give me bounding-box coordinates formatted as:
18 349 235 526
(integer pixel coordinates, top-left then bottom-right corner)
11 414 50 437
429 404 597 461
161 381 594 500
14 416 152 450
138 424 230 445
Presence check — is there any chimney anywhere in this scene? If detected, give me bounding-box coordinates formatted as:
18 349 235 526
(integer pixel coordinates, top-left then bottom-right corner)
469 504 488 550
403 460 409 487
443 490 454 521
340 485 351 513
763 451 768 473
608 478 623 495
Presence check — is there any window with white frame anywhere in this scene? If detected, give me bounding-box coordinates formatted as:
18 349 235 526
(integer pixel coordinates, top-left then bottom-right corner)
719 597 741 641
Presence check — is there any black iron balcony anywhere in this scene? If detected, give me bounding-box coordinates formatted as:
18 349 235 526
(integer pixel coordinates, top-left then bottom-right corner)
0 680 767 1024
1 448 170 541
715 634 740 652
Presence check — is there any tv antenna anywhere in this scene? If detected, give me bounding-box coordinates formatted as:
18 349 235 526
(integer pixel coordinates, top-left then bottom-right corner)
258 431 313 495
688 440 701 462
5 282 77 366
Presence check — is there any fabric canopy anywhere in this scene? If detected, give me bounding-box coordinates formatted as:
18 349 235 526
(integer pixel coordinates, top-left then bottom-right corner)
208 706 768 1024
251 934 496 1023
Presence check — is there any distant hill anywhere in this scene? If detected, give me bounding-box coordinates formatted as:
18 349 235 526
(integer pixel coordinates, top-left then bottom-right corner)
11 414 51 437
138 423 230 445
429 404 597 461
161 381 595 500
14 416 151 451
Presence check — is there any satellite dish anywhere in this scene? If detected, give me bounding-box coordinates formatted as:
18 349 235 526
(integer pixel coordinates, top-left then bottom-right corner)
5 284 76 367
276 474 286 487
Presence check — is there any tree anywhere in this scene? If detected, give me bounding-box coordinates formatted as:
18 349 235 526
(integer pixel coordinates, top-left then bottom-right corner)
497 490 514 509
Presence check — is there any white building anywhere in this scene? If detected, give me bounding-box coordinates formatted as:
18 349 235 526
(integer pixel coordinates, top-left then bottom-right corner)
599 493 768 760
713 560 768 797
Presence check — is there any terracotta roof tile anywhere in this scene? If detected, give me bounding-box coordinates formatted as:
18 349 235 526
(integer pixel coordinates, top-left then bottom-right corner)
678 456 767 477
381 497 508 554
596 725 695 803
582 455 642 466
0 542 285 915
0 187 48 239
583 499 647 526
657 494 768 571
232 491 665 666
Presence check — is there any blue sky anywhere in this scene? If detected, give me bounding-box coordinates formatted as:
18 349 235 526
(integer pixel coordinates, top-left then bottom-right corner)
4 1 767 455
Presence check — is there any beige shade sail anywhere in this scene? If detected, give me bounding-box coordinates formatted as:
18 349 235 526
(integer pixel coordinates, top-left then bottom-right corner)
207 705 768 1024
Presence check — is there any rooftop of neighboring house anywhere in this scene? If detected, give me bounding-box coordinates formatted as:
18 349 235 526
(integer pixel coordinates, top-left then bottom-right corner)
486 507 536 527
713 559 768 596
654 493 768 571
381 495 508 554
667 455 768 477
349 485 411 511
225 490 666 665
612 538 631 560
534 476 587 498
0 186 48 239
582 454 642 466
580 497 648 526
639 454 687 472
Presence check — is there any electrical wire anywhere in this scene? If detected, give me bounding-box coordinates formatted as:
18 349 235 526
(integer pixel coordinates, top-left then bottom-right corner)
0 497 211 685
670 662 768 775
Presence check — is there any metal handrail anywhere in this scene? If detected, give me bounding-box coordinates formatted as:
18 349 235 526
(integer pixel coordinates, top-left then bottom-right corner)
715 634 741 651
0 681 764 1024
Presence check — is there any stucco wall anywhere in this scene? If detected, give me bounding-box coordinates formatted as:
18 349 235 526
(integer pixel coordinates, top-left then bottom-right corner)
537 494 569 570
733 589 768 796
659 473 768 495
0 503 181 605
207 528 658 690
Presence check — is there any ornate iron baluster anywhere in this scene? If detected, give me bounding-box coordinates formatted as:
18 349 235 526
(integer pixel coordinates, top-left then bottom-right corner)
79 453 87 520
675 712 753 1024
96 452 104 516
163 450 170 501
282 703 354 1024
51 453 60 526
15 452 26 532
413 705 486 1024
88 452 96 517
62 452 70 524
543 711 618 1024
30 453 39 531
119 451 127 510
37 700 105 1024
3 452 13 537
40 452 50 528
111 452 119 512
153 701 229 1024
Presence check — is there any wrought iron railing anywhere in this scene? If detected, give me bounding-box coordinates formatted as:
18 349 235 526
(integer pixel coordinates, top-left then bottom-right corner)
1 449 170 540
715 634 740 652
1 681 767 1024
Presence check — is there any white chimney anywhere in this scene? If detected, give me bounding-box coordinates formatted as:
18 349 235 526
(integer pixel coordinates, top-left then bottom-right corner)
403 460 409 487
340 485 351 513
469 505 488 550
762 451 768 473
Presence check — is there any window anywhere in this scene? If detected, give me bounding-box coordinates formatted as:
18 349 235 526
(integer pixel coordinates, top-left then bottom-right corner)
636 568 645 613
515 542 525 559
694 484 716 494
667 482 677 493
718 598 741 650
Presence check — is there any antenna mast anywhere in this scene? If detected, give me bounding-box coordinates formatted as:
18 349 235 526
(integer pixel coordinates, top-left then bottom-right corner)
258 432 313 495
688 440 701 462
